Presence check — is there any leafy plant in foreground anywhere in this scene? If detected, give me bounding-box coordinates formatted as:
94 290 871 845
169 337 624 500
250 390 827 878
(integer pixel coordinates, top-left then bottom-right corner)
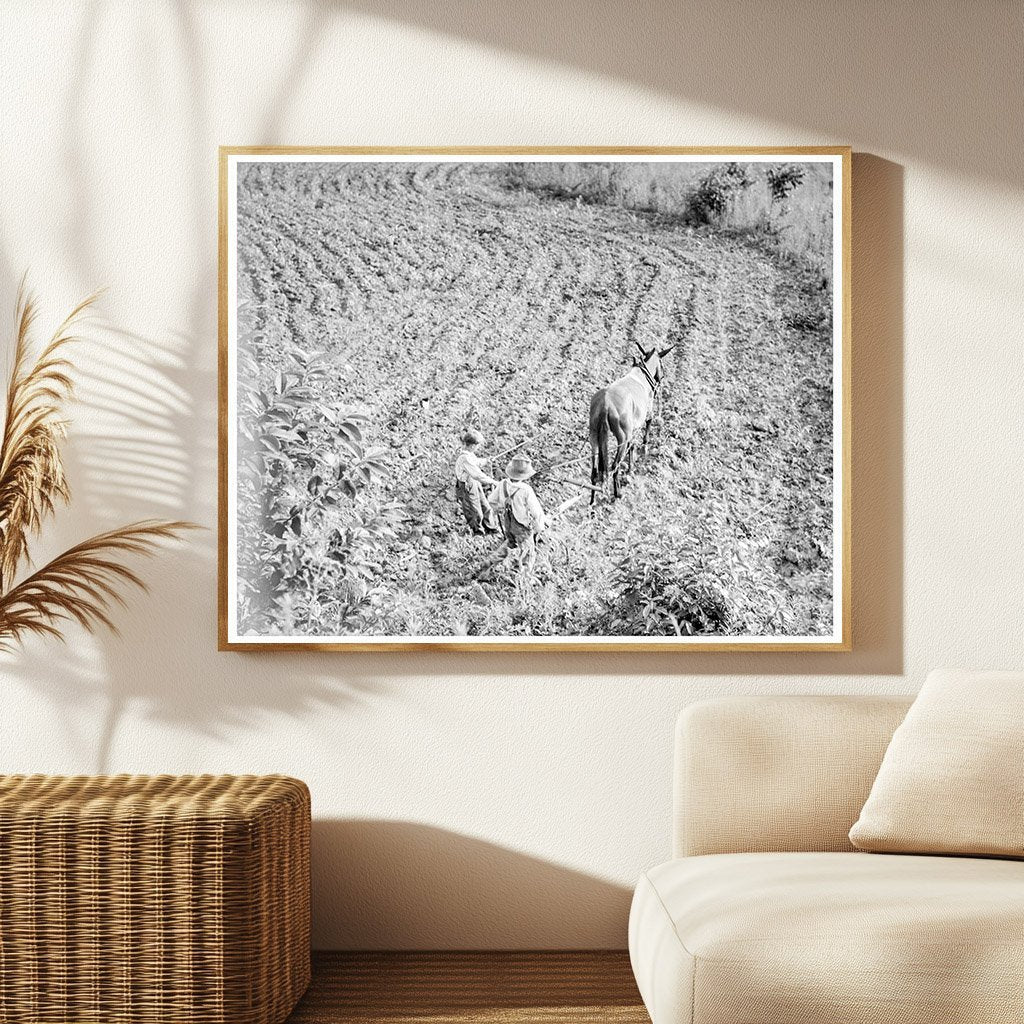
235 309 402 635
598 521 734 637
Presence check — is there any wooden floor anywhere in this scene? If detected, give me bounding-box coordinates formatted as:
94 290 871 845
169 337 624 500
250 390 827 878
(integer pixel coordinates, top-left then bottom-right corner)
286 952 648 1023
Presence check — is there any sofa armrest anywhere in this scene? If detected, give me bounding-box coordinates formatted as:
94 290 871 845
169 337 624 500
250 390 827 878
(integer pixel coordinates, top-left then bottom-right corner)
674 695 912 857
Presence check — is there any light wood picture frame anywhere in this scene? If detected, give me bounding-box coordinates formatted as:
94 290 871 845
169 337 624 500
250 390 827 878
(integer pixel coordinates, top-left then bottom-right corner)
219 147 851 652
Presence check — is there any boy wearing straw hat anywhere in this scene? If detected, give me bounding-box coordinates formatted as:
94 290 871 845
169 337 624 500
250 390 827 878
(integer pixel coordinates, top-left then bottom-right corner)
490 454 548 553
454 428 499 535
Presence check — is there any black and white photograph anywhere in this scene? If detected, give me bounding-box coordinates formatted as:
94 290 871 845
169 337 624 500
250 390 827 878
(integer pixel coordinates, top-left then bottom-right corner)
220 149 849 649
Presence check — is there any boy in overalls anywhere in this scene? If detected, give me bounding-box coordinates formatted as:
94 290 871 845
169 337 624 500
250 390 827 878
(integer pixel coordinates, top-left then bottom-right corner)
454 429 499 534
489 455 548 568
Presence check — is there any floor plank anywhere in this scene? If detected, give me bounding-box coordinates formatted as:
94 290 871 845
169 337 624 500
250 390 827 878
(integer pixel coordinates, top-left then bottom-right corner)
287 951 648 1023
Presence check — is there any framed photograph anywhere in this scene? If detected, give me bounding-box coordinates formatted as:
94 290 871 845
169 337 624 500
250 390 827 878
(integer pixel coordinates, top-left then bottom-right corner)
219 147 850 651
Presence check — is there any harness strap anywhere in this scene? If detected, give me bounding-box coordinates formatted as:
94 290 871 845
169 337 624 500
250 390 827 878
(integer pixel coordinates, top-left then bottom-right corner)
637 360 659 393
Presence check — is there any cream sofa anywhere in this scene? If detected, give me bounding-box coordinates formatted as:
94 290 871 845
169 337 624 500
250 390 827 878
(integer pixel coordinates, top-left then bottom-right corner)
629 695 1024 1024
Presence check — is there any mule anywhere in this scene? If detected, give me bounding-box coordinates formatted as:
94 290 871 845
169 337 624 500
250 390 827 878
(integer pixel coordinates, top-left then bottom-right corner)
589 343 675 505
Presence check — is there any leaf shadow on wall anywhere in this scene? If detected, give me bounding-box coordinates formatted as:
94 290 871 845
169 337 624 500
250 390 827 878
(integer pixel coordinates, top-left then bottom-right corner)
337 0 1021 190
311 819 633 949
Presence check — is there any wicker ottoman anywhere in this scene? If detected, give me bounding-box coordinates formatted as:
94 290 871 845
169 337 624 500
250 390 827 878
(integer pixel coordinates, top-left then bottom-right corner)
0 774 310 1024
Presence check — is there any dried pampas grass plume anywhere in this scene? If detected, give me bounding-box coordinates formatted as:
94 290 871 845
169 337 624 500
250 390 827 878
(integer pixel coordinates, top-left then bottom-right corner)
0 280 196 650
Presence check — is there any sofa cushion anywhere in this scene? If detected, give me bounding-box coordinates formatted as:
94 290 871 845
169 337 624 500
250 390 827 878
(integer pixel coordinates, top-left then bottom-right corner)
629 852 1024 1024
849 668 1024 857
675 695 912 857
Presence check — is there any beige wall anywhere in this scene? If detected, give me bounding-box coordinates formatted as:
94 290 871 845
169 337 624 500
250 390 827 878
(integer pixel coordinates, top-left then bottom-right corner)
1 1 1021 948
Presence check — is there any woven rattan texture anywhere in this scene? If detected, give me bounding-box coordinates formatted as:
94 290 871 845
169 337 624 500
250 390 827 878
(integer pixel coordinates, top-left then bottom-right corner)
0 774 311 1024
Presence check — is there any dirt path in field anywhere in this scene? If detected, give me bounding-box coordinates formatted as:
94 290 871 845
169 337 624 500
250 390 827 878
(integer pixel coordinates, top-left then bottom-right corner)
237 162 834 637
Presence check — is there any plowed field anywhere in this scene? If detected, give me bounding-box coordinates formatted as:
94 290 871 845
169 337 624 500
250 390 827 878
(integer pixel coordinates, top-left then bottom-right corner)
236 161 834 637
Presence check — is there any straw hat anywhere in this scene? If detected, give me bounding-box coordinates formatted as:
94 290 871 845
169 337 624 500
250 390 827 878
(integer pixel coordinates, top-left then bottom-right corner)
461 428 484 446
505 455 536 481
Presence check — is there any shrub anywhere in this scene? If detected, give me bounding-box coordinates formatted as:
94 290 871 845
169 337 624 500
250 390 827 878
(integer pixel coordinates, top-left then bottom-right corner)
603 554 732 636
766 164 805 203
597 522 735 636
686 163 753 225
